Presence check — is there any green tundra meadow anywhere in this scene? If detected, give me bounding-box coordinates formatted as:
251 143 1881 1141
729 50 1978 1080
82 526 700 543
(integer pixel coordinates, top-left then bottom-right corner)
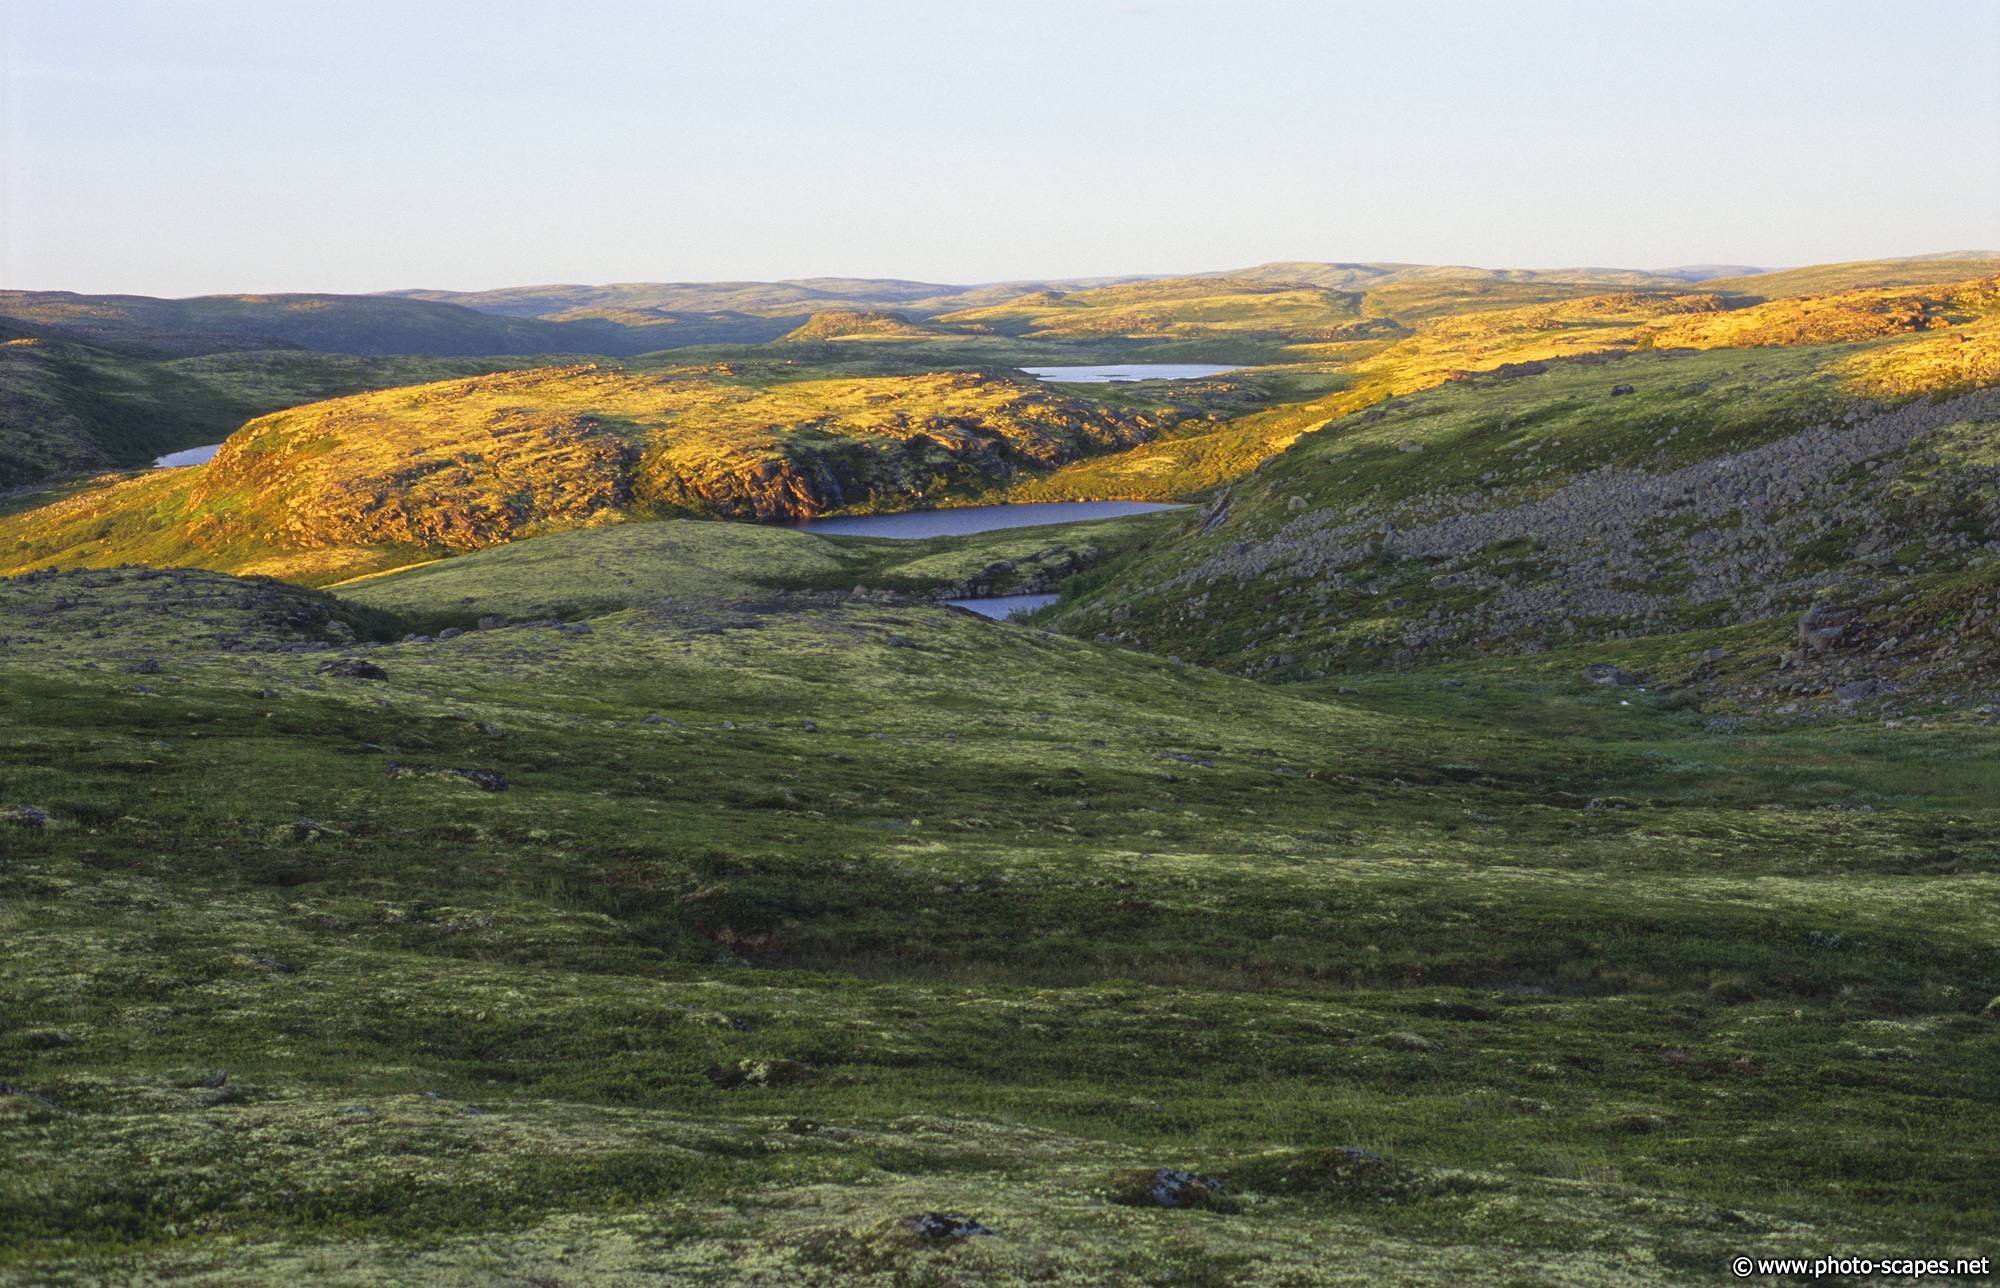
3 257 1998 1283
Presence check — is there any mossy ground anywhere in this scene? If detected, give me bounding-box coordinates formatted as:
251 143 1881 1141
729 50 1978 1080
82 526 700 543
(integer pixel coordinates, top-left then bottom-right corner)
2 562 1995 1283
5 260 2000 1281
333 512 1182 624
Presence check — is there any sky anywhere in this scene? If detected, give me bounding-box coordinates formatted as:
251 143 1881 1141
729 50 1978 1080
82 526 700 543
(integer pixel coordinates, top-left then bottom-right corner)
3 0 1996 296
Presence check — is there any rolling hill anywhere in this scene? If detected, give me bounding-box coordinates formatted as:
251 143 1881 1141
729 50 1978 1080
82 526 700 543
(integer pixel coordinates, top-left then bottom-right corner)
332 508 1174 620
775 310 949 342
0 365 1170 584
1043 316 2000 716
994 273 2000 505
387 274 1159 320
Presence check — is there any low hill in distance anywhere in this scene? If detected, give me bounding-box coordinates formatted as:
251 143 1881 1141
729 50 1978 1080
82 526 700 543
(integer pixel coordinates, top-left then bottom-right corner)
405 261 1784 326
775 310 947 342
937 277 1385 343
1701 255 2000 298
13 255 1987 367
1651 263 1768 282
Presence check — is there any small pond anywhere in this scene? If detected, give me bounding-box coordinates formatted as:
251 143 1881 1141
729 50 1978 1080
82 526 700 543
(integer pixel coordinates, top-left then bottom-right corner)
1021 364 1238 383
791 500 1180 540
944 593 1058 620
154 443 221 468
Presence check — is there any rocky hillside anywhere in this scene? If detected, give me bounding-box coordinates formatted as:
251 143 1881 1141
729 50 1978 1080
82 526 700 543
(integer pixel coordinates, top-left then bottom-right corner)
1047 318 2000 717
0 365 1163 584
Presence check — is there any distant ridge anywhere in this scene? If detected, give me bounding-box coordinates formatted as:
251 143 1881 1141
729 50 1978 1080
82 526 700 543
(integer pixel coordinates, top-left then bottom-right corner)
385 276 1158 320
0 289 660 358
1652 264 1767 282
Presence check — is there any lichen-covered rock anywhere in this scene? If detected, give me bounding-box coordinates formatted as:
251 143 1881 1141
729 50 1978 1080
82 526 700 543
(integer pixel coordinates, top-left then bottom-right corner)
2 804 49 828
707 1058 809 1090
1112 1167 1237 1212
384 762 508 792
317 658 388 681
1227 1146 1468 1206
899 1213 994 1242
1799 604 1861 654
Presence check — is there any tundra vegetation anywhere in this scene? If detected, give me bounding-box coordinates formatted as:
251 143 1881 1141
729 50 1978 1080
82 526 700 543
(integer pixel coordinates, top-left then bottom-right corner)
2 256 1998 1284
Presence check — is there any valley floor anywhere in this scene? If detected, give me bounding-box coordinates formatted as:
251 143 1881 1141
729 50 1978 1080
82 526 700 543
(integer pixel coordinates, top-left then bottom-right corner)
2 564 1995 1283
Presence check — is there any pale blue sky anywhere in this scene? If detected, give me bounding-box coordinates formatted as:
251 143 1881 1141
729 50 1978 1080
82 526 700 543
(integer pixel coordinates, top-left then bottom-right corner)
4 0 1995 295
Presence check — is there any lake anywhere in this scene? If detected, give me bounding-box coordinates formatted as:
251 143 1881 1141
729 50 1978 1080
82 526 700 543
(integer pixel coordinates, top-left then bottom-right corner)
1021 364 1238 383
945 593 1058 620
154 443 220 468
791 500 1180 539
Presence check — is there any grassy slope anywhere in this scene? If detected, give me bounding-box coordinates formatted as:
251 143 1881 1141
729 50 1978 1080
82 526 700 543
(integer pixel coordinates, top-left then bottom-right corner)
334 512 1181 622
998 274 2000 505
1701 256 2000 298
1 562 1995 1282
1040 318 2000 720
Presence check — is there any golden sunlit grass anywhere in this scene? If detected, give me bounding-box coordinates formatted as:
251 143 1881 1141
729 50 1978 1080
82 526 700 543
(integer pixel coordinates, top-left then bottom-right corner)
1839 311 2000 397
1043 275 2000 500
